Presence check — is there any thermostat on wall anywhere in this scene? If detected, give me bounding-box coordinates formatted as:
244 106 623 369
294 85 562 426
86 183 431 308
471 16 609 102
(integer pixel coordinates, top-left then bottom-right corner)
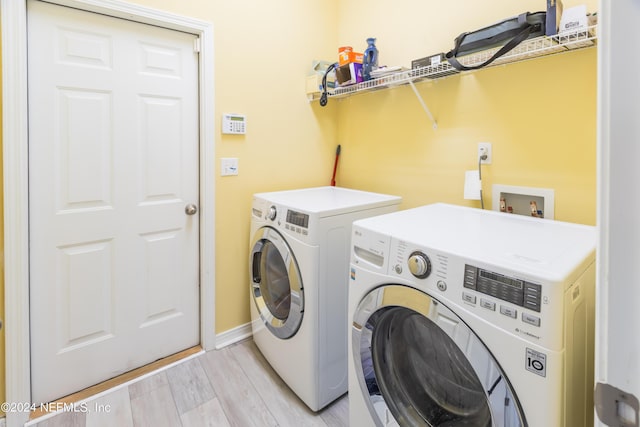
222 113 246 134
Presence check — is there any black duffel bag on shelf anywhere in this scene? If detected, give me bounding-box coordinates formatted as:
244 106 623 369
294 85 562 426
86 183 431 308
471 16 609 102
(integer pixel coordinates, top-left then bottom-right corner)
445 11 546 71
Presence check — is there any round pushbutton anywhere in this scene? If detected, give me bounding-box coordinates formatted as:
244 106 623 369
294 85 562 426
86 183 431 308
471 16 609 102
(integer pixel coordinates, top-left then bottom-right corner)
437 280 447 291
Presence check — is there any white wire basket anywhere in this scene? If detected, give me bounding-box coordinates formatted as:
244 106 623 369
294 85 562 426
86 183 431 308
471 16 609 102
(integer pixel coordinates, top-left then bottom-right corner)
311 25 597 102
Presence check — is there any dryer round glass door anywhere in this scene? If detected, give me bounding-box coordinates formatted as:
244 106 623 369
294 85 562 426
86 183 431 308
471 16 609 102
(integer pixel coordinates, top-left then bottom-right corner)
250 227 304 339
352 285 526 427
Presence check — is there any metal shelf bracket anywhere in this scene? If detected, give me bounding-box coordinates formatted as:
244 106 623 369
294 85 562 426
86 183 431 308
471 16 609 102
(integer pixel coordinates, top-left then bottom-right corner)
408 80 437 129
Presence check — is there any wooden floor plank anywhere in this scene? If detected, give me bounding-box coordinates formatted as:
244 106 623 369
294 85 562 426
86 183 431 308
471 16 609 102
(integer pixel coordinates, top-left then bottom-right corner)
32 410 86 427
319 393 350 427
129 384 181 427
85 387 133 427
180 397 232 427
128 372 169 401
200 344 278 427
30 346 201 420
29 339 349 427
165 357 216 415
233 340 329 427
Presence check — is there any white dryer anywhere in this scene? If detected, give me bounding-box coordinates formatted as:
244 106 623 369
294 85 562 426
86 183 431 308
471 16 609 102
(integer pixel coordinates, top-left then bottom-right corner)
348 203 596 426
249 186 401 411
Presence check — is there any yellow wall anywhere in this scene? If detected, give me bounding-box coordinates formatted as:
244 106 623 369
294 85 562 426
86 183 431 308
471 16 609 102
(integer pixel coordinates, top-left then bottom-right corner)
334 0 598 226
337 50 597 225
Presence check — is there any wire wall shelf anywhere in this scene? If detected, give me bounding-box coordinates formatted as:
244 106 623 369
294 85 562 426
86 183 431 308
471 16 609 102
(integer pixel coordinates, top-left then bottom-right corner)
308 25 597 103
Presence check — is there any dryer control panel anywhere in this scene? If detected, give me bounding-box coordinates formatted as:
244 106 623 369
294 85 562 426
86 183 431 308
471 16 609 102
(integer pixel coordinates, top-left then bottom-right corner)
286 209 309 229
463 265 542 312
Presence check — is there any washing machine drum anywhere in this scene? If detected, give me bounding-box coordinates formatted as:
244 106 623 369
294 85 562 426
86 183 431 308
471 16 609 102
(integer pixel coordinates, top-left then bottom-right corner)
250 227 304 339
353 285 526 427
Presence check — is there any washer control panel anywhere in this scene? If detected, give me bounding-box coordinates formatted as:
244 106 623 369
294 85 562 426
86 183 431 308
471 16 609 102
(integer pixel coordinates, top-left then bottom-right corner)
380 236 572 349
463 265 542 312
390 240 448 288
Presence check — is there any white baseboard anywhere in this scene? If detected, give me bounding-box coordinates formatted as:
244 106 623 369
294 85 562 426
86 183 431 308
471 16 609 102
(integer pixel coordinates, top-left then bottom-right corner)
215 322 252 349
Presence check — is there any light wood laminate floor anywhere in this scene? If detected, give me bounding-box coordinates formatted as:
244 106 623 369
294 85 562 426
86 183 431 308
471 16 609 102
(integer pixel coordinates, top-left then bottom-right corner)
28 339 349 427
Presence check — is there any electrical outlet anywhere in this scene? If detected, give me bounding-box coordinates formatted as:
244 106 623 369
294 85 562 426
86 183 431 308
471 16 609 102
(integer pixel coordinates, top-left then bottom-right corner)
478 142 492 164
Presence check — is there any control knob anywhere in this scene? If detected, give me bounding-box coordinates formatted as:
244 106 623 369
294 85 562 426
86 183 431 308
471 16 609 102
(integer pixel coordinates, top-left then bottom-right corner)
408 251 431 279
267 206 277 221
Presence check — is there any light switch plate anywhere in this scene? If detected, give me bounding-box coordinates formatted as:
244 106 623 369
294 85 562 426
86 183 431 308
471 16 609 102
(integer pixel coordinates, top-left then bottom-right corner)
221 158 238 176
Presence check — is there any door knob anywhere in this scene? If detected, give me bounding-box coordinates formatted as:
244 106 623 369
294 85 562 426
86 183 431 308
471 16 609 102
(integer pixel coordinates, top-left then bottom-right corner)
185 204 198 215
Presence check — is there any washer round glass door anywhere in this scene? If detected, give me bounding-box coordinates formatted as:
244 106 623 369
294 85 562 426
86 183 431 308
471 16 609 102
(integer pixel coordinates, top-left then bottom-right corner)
250 227 304 339
352 285 526 427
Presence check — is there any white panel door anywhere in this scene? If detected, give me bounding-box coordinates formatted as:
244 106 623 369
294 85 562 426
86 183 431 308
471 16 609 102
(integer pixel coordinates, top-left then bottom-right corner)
28 0 200 404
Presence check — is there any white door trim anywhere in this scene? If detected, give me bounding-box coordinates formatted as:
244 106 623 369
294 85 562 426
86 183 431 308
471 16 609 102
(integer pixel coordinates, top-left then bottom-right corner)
1 1 215 426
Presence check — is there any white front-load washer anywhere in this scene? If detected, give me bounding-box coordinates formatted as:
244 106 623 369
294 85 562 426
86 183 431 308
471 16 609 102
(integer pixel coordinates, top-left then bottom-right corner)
249 186 401 411
348 203 596 427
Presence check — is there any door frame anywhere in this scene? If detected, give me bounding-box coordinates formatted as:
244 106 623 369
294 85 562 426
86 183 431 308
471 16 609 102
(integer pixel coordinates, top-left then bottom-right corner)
1 1 216 425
